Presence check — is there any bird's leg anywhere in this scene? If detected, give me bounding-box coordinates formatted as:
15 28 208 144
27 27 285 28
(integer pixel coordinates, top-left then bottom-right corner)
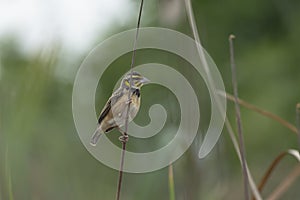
117 127 129 142
119 134 129 143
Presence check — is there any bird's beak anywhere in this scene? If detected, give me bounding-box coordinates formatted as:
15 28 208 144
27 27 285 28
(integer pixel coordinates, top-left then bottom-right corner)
141 77 150 84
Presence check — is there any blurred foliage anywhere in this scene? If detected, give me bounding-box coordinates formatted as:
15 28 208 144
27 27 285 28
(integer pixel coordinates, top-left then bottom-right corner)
1 0 300 199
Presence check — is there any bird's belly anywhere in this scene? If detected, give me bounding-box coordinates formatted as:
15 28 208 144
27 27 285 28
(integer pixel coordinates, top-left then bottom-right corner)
112 97 140 128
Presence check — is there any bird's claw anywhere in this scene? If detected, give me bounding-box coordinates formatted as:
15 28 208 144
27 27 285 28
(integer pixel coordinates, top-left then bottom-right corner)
119 134 129 143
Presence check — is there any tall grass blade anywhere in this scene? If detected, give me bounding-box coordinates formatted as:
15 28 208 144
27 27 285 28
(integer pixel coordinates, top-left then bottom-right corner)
229 34 249 200
168 165 175 200
225 118 262 199
184 1 262 199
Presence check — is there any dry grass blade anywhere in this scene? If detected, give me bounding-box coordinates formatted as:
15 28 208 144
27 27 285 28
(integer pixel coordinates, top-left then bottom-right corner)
266 164 300 200
229 34 250 200
168 165 175 200
224 93 298 134
253 149 300 200
184 0 211 78
225 118 262 200
184 1 262 199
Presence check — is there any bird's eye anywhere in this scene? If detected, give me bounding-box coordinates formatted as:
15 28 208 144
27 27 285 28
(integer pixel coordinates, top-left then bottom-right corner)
124 80 130 87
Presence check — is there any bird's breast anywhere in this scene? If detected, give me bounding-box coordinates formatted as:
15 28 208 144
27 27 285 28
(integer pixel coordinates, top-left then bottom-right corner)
110 92 140 128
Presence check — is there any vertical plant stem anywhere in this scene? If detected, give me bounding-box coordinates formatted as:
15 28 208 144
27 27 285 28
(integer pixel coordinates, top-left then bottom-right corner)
296 103 300 150
116 142 127 200
184 0 260 199
115 0 144 200
229 35 249 200
225 118 262 200
168 165 175 200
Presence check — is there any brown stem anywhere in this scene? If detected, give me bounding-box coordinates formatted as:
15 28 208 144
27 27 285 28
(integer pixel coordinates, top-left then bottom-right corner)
224 93 298 134
253 149 300 200
257 152 286 194
229 34 250 200
266 164 300 200
115 138 127 200
115 0 144 200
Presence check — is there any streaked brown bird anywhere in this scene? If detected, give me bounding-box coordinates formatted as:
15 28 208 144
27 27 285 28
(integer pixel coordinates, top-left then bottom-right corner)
90 71 150 146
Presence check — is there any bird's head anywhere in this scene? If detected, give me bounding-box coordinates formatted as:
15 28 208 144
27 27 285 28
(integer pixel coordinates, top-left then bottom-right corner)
121 71 150 89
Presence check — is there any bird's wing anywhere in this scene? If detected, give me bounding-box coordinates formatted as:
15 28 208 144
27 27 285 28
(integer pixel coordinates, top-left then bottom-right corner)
98 99 111 124
97 88 123 124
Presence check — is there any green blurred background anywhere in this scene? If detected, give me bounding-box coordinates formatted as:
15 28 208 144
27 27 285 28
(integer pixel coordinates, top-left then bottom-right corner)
1 0 300 199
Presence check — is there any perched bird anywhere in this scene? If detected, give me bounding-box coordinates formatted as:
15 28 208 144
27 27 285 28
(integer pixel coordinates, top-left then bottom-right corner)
90 71 150 146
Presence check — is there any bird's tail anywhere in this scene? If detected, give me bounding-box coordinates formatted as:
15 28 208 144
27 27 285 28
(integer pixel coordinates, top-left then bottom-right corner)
90 128 102 146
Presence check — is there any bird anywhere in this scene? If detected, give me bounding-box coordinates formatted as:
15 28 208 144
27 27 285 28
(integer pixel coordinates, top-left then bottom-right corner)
90 71 150 146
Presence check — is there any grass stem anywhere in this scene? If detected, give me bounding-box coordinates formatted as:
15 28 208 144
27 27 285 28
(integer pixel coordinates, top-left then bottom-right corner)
253 149 300 200
168 165 175 200
229 34 249 200
224 93 298 134
266 164 300 200
115 0 144 200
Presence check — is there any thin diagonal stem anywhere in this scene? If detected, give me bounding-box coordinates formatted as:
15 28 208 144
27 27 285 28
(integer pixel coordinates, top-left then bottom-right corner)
125 0 144 130
225 118 262 199
223 92 298 134
229 34 249 200
115 142 127 200
115 1 144 200
266 164 300 200
253 149 300 200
